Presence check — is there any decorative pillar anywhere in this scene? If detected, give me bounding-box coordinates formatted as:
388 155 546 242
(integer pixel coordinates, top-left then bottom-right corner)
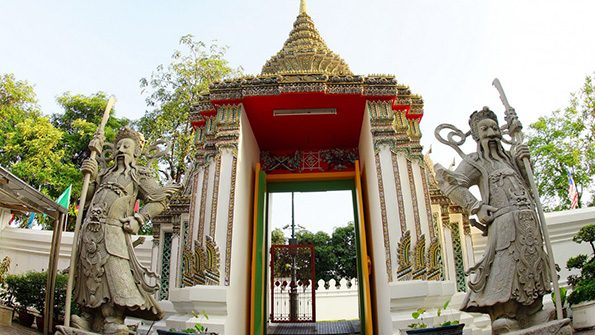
169 218 181 292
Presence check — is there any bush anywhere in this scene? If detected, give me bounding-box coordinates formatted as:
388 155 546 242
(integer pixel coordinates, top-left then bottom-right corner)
567 224 595 305
3 271 69 318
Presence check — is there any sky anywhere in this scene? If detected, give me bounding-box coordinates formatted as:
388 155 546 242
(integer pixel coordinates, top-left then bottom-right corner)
2 0 594 233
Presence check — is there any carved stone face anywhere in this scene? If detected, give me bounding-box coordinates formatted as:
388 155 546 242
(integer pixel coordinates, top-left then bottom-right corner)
116 138 136 165
477 118 502 147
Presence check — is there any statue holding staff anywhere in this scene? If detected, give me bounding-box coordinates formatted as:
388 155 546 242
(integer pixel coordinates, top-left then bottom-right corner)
69 127 181 334
434 90 567 333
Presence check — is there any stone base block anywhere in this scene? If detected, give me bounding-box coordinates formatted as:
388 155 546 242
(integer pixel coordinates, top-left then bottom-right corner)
506 319 572 335
55 325 99 335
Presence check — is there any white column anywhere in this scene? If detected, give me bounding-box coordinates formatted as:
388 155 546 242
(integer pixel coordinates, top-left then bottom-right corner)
378 146 401 278
412 162 430 243
396 154 416 236
169 230 180 294
214 149 235 280
442 224 456 282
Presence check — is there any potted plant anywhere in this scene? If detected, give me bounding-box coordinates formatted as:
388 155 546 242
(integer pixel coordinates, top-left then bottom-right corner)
0 256 14 326
406 300 464 335
566 224 595 330
157 310 218 335
4 273 35 327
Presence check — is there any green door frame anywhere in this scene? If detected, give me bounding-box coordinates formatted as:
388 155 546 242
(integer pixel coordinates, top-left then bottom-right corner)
250 166 373 334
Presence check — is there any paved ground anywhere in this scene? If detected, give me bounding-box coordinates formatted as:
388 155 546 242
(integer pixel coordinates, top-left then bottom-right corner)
269 320 360 335
0 322 41 335
1 321 592 334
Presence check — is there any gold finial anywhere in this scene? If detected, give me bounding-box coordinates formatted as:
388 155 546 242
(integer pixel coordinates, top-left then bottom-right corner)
300 0 307 14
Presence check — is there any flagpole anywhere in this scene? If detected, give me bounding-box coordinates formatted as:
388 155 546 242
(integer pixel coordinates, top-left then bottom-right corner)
64 97 116 327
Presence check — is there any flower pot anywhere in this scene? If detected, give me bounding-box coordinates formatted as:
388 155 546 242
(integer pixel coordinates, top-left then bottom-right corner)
406 323 465 335
571 300 595 330
35 315 44 331
157 330 216 335
0 305 13 326
17 309 34 327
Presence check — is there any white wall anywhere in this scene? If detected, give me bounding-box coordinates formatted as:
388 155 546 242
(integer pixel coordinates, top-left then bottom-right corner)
0 227 154 275
226 107 260 334
471 207 595 287
358 103 392 334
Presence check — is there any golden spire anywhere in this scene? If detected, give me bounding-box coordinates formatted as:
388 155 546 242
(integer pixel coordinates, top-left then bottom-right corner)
261 0 352 75
300 0 307 14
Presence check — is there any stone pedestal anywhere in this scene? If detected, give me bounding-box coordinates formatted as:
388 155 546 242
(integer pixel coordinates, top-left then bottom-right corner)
505 318 572 335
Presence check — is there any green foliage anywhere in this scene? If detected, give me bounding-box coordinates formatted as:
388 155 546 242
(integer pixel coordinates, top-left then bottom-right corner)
3 271 69 317
408 300 460 329
551 287 568 310
138 35 242 183
527 74 595 210
567 224 595 305
171 310 209 334
52 91 128 168
271 228 286 245
271 223 358 283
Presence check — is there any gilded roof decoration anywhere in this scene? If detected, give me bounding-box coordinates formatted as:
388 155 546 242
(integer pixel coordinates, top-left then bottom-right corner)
261 5 352 76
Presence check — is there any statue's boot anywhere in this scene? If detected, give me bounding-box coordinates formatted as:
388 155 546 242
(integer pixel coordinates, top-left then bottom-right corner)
71 314 93 331
492 318 520 335
525 306 556 327
103 322 130 335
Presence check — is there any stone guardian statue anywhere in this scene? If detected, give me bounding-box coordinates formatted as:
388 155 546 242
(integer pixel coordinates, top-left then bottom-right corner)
434 107 556 333
70 127 181 334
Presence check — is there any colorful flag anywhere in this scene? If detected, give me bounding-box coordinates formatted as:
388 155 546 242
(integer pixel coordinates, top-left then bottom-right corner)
568 171 579 209
26 212 35 228
56 184 72 209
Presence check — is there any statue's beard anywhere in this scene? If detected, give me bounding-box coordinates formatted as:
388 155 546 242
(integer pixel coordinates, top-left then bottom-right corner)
116 154 134 175
479 138 509 166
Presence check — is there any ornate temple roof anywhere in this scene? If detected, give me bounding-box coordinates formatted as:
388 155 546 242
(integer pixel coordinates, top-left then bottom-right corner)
261 0 352 76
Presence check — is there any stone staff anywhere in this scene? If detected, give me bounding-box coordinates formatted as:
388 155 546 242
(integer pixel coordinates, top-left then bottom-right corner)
64 97 116 327
492 78 563 320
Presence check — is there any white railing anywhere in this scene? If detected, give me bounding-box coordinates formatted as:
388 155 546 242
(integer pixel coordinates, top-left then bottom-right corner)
314 278 359 321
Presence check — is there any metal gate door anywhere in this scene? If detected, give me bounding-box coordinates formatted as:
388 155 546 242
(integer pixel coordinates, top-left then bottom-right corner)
270 244 316 323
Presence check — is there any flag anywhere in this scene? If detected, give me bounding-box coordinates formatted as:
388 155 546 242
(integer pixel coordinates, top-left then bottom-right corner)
568 171 579 209
56 184 72 209
26 212 35 228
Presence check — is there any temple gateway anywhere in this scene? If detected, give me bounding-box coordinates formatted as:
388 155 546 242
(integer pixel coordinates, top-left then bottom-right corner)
150 2 490 334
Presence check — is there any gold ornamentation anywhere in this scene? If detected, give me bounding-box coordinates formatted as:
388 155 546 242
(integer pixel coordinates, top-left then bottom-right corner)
261 7 352 76
375 153 393 282
224 156 238 285
397 230 412 280
426 237 443 281
412 234 427 280
182 236 221 286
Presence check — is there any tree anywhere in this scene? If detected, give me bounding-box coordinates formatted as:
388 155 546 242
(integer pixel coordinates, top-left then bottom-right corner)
271 228 287 245
527 74 595 210
0 74 40 167
52 91 129 168
331 222 357 280
138 34 242 183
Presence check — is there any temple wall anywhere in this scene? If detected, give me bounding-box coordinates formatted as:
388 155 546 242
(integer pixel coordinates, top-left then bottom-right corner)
226 106 259 334
359 102 393 335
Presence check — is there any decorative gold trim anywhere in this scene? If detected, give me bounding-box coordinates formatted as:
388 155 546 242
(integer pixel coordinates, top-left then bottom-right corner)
224 156 238 285
390 152 407 233
374 153 393 282
407 159 422 238
209 155 222 238
198 166 209 244
397 230 412 280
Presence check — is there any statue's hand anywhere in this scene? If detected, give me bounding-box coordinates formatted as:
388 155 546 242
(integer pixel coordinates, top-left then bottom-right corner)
513 144 530 161
81 158 98 178
120 216 140 234
477 204 498 225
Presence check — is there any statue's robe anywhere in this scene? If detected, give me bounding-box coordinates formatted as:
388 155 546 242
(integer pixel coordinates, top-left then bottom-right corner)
74 166 166 320
438 152 551 318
